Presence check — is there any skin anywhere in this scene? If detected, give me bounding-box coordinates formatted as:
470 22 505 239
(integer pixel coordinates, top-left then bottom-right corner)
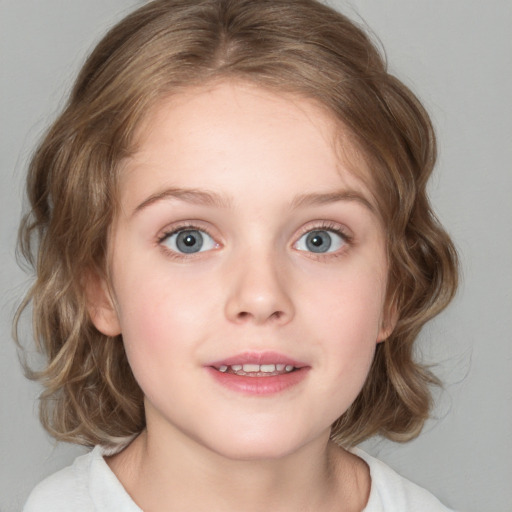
89 80 395 511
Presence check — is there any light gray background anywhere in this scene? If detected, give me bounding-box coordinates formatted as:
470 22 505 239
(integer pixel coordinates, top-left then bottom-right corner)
1 1 511 511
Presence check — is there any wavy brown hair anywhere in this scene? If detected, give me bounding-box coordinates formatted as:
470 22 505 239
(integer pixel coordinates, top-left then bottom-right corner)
15 0 458 447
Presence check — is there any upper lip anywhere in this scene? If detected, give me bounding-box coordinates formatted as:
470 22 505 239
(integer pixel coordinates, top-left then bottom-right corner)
207 351 308 369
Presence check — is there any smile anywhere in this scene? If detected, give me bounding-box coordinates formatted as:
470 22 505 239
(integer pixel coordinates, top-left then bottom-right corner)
216 363 296 376
206 352 309 395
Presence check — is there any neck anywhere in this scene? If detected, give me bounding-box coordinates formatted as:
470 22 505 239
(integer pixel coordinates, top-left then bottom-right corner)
107 427 367 512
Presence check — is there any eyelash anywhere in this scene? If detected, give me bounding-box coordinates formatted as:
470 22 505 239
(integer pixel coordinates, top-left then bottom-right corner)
156 221 353 259
293 221 353 259
157 222 218 259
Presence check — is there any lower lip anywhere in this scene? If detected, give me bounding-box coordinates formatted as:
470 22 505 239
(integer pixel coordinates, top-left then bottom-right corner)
206 367 309 395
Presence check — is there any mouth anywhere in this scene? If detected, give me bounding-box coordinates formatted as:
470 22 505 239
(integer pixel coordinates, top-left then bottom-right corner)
206 351 309 395
208 351 307 375
212 363 298 376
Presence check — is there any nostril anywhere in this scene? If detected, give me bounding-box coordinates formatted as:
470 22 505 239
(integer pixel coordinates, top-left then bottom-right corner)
236 310 284 322
226 286 294 324
270 310 284 320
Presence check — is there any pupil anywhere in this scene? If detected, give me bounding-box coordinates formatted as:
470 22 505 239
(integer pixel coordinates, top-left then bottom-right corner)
306 231 331 253
176 230 203 253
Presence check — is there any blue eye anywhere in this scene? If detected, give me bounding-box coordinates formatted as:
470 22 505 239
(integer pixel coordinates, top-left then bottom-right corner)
295 229 346 254
162 229 217 254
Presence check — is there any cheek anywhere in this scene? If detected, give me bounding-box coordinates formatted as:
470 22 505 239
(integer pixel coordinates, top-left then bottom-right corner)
316 294 379 418
300 261 386 393
113 264 217 366
113 274 200 400
302 260 387 338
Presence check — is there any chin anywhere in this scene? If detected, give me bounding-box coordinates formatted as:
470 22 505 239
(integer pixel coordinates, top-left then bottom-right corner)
201 425 324 462
213 443 298 462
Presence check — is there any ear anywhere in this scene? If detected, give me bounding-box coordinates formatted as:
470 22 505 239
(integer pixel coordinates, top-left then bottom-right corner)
377 303 398 343
84 271 121 337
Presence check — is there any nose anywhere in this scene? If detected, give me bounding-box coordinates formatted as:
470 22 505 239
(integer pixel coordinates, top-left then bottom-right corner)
224 252 295 326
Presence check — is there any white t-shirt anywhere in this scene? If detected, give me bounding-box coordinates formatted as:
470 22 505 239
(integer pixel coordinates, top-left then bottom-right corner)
23 445 454 511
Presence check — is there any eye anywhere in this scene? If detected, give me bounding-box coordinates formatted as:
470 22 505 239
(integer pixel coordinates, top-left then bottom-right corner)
294 229 347 254
161 229 217 254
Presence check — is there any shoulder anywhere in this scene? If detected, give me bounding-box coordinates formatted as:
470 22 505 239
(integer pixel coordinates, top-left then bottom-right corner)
23 448 95 512
23 444 141 512
353 448 456 512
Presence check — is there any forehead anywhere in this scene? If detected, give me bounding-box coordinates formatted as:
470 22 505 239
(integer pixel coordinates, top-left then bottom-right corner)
121 80 377 212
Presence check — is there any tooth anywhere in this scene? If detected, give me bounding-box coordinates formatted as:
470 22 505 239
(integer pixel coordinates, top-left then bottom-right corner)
218 365 228 372
243 364 260 372
231 364 242 371
285 365 294 372
260 364 276 373
276 364 285 371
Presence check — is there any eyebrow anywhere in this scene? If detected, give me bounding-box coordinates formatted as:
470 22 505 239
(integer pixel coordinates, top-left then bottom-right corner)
132 186 375 216
290 190 375 213
132 187 231 215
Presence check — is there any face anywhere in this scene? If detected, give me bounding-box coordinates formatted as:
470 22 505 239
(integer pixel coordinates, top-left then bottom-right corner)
91 81 393 461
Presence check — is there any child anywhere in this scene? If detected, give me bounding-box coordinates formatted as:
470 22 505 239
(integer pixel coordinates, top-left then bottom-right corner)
17 0 458 510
